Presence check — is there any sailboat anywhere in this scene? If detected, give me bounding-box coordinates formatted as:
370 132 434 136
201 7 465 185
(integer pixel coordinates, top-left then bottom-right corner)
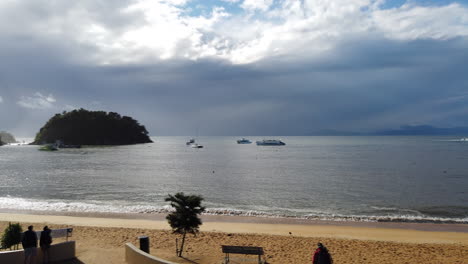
190 128 204 148
191 143 203 148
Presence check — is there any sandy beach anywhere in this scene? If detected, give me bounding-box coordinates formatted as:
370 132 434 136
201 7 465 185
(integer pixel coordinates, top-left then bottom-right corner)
0 212 467 264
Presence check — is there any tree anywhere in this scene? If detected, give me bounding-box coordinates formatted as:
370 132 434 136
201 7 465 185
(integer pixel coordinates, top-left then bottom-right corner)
1 222 22 250
165 192 205 257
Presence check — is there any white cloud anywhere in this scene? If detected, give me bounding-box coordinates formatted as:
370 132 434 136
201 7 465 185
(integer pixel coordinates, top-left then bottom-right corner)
17 93 56 109
241 0 273 11
0 96 3 103
0 0 467 65
373 3 468 40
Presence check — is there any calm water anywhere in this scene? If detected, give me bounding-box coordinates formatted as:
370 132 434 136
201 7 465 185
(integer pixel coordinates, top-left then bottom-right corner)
0 136 467 223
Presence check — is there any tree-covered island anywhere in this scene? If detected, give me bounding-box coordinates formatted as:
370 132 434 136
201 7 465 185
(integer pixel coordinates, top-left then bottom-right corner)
32 109 153 145
0 131 17 145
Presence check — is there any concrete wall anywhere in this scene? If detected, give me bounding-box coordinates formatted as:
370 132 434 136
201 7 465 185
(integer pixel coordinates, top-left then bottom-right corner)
0 241 76 264
125 243 179 264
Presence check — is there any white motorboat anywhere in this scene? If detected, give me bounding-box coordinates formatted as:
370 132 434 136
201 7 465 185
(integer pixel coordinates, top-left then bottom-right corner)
256 139 286 146
191 143 203 148
237 138 252 144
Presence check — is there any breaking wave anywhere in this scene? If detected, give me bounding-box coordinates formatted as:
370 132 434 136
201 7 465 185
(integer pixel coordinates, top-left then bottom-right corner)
0 196 466 224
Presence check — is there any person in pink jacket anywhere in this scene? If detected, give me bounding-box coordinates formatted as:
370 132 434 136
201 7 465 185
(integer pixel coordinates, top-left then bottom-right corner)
312 242 333 264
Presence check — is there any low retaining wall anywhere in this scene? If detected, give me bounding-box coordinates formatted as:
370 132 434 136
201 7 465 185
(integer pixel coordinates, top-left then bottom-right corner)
0 241 76 264
125 243 178 264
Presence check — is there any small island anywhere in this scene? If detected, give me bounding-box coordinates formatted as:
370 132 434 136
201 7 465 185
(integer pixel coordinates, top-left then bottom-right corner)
32 109 153 145
0 131 17 145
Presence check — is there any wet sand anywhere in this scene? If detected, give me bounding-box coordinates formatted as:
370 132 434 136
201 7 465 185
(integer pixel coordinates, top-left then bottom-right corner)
0 212 467 264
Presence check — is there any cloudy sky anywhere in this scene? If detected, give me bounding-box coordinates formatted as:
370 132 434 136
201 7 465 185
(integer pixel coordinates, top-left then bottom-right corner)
0 0 467 136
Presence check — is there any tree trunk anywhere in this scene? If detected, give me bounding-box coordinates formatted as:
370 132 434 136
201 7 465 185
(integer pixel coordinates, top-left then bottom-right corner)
178 231 187 257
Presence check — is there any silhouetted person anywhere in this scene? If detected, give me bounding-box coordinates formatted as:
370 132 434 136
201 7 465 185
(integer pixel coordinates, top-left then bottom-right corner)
313 242 333 264
40 226 53 264
22 225 38 264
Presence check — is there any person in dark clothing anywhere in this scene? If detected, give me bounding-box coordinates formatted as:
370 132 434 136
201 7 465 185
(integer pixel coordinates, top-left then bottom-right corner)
312 242 333 264
40 226 53 264
21 225 38 264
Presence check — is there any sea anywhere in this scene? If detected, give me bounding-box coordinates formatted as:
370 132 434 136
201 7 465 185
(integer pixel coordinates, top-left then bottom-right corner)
0 136 467 224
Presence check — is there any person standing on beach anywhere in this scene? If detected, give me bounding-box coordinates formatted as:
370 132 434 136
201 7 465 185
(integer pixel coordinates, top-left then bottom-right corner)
312 242 333 264
22 225 38 264
40 226 53 264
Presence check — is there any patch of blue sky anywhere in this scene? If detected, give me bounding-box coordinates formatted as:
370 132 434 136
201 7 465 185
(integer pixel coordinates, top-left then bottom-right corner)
184 0 244 17
183 0 468 18
380 0 468 9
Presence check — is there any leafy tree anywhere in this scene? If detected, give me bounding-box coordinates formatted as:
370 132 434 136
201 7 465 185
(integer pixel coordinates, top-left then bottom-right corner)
165 192 205 257
1 222 22 250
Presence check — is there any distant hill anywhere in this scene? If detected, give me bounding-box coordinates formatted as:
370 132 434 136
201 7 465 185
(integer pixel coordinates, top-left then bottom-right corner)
373 125 468 136
306 125 468 136
32 109 153 145
0 131 17 144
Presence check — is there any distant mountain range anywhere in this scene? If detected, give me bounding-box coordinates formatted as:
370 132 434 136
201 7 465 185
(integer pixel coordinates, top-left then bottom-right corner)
373 125 468 136
312 125 468 136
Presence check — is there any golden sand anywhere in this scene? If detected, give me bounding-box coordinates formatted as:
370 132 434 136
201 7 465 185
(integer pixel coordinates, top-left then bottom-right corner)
1 213 467 264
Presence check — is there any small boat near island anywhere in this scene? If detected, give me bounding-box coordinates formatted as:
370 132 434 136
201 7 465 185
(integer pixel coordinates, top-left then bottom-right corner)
39 144 59 151
237 138 252 144
191 143 203 148
256 139 286 146
39 140 82 151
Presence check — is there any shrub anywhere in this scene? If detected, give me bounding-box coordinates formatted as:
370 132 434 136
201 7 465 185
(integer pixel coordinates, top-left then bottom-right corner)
1 222 23 250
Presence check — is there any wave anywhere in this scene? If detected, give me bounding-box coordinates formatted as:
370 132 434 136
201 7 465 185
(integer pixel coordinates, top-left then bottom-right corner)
0 197 466 224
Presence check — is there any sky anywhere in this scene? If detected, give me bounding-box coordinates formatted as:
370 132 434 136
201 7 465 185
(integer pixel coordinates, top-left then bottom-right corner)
0 0 467 137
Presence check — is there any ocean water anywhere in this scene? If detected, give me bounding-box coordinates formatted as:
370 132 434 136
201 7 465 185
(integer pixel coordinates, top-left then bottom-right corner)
0 136 467 223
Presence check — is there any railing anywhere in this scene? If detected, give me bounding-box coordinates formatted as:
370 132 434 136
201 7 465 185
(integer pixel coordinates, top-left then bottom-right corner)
17 227 73 241
0 241 76 264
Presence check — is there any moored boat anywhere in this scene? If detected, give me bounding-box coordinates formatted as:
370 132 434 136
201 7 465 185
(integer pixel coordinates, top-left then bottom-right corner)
191 143 203 148
256 139 286 146
39 144 59 151
237 138 252 144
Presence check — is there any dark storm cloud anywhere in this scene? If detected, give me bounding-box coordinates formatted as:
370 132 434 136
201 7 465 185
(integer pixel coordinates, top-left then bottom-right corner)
1 1 468 136
2 34 468 136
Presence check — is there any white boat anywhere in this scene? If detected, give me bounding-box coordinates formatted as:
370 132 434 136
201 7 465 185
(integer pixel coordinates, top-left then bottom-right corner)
39 144 59 151
237 138 252 144
256 139 286 146
460 138 468 141
191 143 203 148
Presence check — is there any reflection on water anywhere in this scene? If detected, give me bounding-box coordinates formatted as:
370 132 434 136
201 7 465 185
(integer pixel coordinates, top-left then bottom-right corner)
0 136 467 223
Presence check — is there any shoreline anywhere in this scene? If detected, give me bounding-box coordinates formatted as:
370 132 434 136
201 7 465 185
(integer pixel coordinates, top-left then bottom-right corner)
0 209 466 233
0 211 467 244
1 212 467 263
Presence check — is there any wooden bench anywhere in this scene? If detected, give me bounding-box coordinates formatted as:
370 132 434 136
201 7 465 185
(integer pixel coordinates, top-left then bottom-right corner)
222 245 264 264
